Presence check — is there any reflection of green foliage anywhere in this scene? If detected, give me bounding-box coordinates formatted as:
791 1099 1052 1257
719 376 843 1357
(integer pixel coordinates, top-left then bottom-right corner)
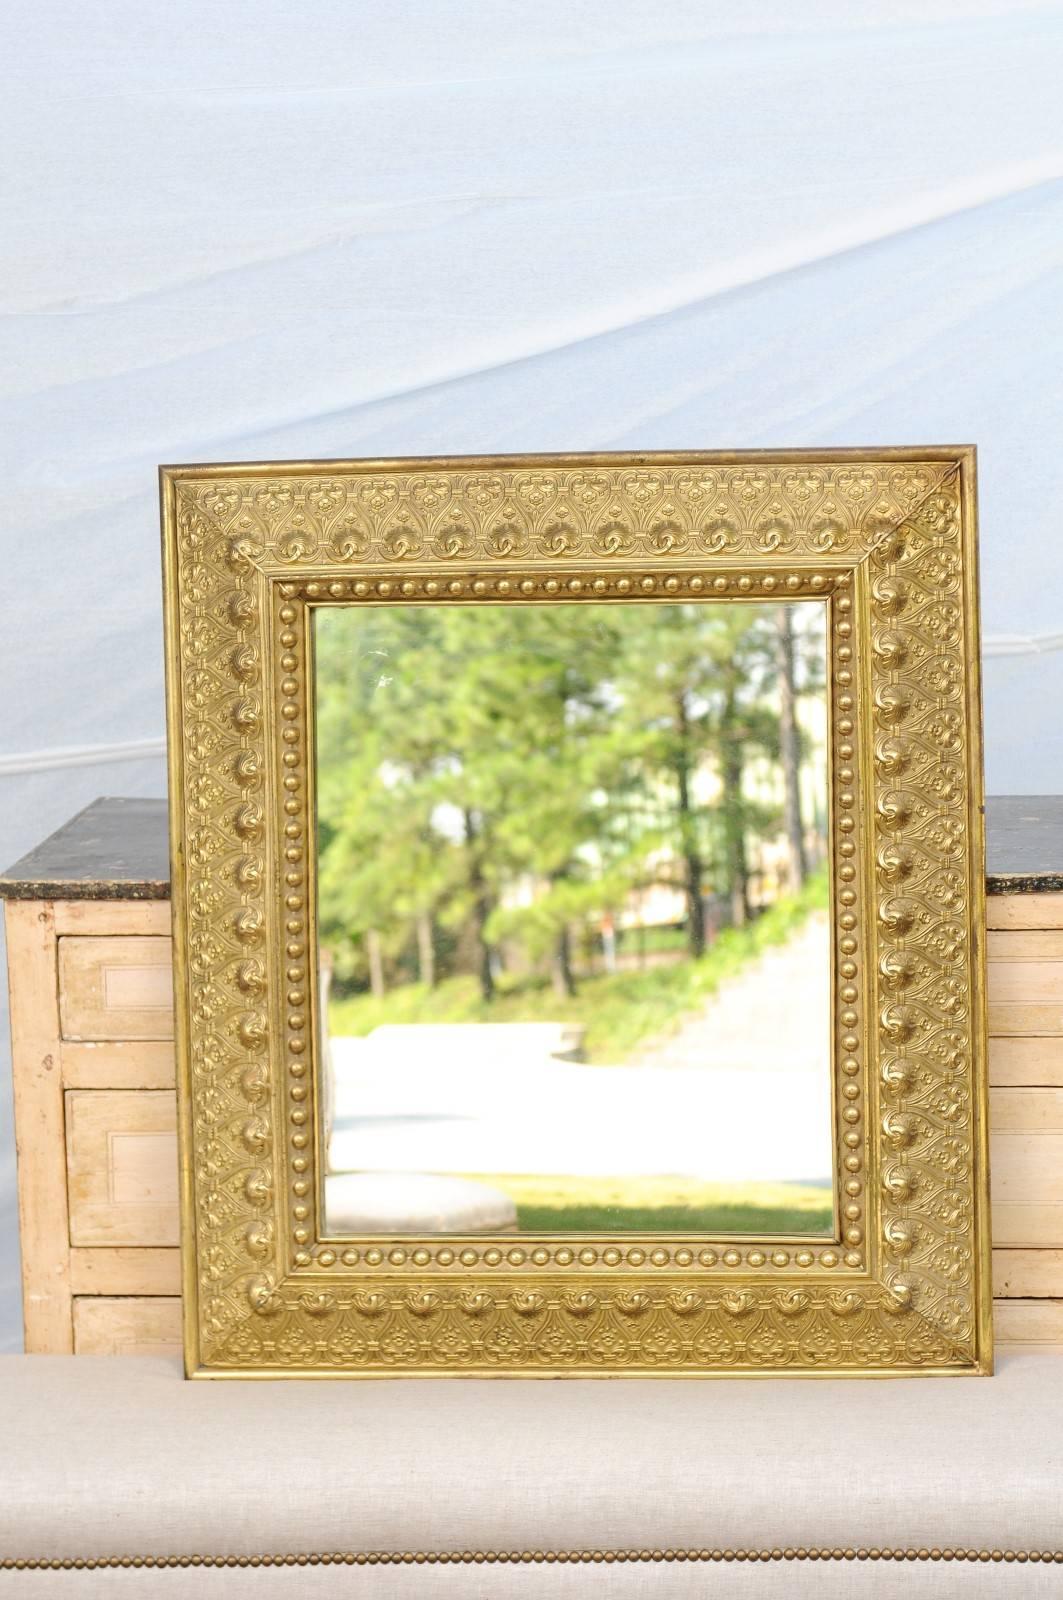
315 601 826 995
329 871 829 1063
477 1175 834 1235
516 1202 834 1232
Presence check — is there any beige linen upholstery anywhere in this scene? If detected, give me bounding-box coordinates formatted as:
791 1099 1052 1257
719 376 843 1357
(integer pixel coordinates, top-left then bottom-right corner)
1 1349 1062 1596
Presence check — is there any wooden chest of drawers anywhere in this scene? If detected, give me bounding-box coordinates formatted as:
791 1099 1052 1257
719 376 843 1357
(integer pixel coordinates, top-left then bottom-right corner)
4 796 1063 1356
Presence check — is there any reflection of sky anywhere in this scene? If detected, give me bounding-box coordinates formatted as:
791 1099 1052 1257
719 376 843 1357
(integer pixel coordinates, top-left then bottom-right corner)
428 799 466 844
329 1045 833 1185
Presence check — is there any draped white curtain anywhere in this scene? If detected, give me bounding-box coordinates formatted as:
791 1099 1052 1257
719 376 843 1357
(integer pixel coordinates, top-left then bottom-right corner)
1 0 1062 1347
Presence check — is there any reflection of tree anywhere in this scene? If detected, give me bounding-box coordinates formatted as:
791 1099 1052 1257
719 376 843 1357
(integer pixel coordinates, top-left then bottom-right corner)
775 605 807 892
315 601 827 1000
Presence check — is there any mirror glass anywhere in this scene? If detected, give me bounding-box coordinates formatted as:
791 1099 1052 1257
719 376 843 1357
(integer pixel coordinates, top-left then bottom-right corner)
313 599 833 1236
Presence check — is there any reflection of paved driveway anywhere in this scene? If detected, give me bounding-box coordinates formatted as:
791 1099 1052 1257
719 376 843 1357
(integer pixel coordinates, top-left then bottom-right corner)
329 915 832 1185
630 914 830 1072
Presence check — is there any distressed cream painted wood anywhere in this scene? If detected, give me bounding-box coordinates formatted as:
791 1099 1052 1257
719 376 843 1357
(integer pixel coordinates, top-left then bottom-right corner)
993 1249 1063 1298
3 896 182 1350
989 1036 1063 1088
72 1296 183 1357
986 893 1063 931
69 1247 181 1296
7 887 1063 1351
987 930 1063 960
53 901 171 937
65 1089 179 1247
991 1087 1063 1130
994 1299 1063 1344
988 979 1063 1038
3 901 73 1353
989 1003 1063 1036
991 1205 1063 1249
58 935 174 1041
61 1040 176 1090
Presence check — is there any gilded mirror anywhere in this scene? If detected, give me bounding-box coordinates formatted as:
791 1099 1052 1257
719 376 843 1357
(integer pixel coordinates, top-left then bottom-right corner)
314 598 833 1240
162 448 991 1377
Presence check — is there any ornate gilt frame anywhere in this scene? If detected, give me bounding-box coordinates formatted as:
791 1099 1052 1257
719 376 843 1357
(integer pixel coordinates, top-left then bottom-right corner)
161 447 991 1378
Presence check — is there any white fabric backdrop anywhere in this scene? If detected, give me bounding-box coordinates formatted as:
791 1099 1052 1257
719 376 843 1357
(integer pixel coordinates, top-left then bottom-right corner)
2 0 1062 1349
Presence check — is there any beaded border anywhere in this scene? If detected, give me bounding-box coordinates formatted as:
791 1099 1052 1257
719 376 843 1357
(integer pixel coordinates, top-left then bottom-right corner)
5 1544 1062 1572
278 568 860 1278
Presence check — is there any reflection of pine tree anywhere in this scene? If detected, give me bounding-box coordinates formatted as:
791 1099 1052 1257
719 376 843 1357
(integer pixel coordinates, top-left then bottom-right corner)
314 600 826 997
607 604 783 942
775 605 807 891
461 807 495 1003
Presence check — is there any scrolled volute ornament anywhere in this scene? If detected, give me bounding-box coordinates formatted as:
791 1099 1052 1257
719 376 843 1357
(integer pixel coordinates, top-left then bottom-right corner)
236 1011 268 1050
247 1276 284 1316
881 1164 919 1203
232 906 264 944
881 1056 918 1095
879 1004 919 1045
883 1218 919 1257
233 801 264 841
874 683 912 727
562 1293 598 1318
878 896 919 938
243 1167 272 1208
883 1280 915 1314
882 1110 921 1150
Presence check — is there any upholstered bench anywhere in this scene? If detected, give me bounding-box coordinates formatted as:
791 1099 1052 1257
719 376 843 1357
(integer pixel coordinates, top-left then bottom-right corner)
2 1349 1061 1596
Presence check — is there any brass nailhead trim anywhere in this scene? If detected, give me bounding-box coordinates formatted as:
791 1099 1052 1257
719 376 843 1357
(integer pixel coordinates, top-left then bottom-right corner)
4 1546 1063 1571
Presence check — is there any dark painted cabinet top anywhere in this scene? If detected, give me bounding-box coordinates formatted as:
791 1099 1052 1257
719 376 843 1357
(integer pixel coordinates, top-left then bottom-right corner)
982 796 1063 894
0 797 169 900
1 794 1061 901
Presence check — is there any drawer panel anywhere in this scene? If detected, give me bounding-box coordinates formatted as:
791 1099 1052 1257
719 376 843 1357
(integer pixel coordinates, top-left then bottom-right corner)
66 1090 179 1246
59 936 173 1040
990 1094 1063 1249
989 1036 1063 1087
69 1247 181 1296
991 1203 1063 1248
987 893 1063 931
990 1087 1063 1131
73 1297 182 1357
993 1249 1063 1298
61 1040 177 1090
994 1298 1063 1346
987 930 1063 1036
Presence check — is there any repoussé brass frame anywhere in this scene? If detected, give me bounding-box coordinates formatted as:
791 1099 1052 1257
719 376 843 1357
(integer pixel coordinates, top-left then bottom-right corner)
161 447 991 1378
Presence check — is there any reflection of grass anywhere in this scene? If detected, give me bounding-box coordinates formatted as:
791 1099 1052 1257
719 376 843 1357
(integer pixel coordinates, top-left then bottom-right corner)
474 1174 835 1235
328 870 829 1064
622 924 687 955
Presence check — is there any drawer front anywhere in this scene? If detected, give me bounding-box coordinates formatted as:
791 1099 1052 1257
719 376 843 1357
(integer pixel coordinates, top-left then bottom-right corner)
994 1299 1063 1346
987 893 1063 931
42 904 1063 1347
989 1036 1063 1087
993 1249 1063 1298
69 1247 182 1297
66 1090 180 1246
59 936 173 1040
987 929 1063 1037
989 1088 1063 1246
73 1297 182 1357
